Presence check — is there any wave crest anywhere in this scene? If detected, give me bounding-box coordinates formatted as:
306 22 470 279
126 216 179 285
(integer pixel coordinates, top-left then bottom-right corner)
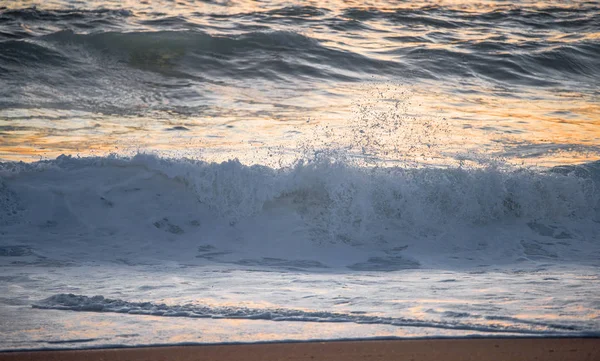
2 154 598 234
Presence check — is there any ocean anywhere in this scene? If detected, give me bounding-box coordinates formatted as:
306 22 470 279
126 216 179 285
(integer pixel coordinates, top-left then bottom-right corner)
0 0 599 350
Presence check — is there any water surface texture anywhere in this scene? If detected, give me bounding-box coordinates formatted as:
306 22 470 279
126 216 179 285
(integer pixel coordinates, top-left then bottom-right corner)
1 0 599 350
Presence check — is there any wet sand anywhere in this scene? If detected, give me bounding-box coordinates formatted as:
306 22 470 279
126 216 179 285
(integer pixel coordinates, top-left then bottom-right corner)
1 338 599 361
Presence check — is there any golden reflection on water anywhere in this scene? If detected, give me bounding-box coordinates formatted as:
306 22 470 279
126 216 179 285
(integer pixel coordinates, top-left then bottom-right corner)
2 83 597 166
20 303 576 346
9 0 585 12
24 310 459 345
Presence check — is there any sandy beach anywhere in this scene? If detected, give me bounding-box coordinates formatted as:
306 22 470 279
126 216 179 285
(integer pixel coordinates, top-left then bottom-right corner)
1 338 598 361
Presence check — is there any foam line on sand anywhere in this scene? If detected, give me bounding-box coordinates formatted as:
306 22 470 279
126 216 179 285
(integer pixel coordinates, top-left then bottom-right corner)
1 338 599 361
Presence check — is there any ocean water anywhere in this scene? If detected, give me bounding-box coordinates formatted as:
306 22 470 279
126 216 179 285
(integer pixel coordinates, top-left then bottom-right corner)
1 0 599 350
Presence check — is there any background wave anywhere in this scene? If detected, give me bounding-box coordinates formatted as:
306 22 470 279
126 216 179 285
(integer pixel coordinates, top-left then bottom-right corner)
1 3 599 115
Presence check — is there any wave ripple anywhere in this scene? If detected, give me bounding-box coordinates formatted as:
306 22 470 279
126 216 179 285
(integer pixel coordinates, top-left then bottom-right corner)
33 293 588 335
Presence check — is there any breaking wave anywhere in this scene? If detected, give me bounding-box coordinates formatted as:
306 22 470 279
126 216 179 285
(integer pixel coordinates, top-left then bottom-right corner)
1 154 599 260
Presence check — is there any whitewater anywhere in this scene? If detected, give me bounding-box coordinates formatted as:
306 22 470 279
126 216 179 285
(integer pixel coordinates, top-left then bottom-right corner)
1 0 600 350
1 153 599 348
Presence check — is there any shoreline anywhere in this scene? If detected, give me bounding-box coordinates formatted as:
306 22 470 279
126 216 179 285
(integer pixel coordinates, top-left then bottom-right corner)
1 337 598 361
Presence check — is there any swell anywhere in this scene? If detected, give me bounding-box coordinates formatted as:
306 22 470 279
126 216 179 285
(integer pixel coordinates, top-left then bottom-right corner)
4 5 598 28
32 293 586 334
0 29 390 113
0 7 133 21
0 29 394 82
343 5 600 30
383 39 600 86
1 31 597 102
0 8 132 40
1 5 599 89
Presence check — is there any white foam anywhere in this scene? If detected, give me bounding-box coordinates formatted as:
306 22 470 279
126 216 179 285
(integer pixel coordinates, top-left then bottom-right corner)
32 293 587 335
1 154 599 268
